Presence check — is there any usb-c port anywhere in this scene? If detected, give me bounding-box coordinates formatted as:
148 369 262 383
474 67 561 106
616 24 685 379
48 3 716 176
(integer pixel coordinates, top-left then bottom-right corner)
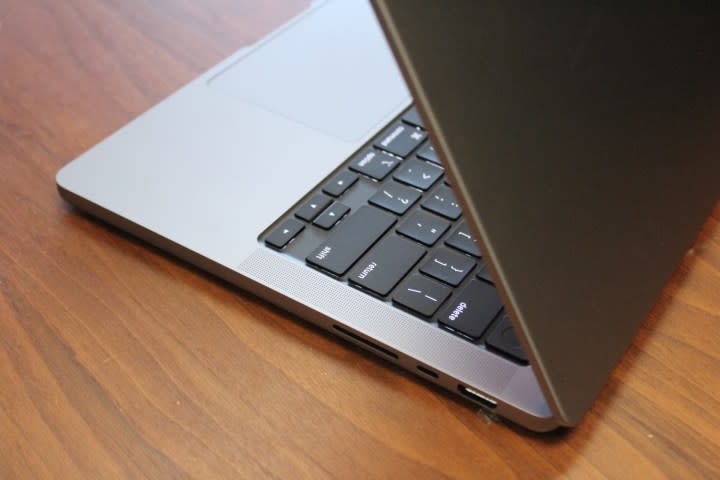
458 385 497 409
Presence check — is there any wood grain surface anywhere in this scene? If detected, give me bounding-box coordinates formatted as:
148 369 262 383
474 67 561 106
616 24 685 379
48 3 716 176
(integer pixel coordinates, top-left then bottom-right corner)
1 1 719 478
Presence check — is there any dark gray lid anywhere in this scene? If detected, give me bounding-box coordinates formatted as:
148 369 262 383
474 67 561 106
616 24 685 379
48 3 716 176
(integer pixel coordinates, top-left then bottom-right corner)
373 1 720 424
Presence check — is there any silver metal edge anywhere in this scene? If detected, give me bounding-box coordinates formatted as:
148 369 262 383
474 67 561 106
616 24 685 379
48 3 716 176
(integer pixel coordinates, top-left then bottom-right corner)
57 184 557 432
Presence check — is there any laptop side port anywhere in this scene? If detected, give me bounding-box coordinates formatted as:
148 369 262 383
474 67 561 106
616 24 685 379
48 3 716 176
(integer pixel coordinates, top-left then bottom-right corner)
458 385 497 409
332 324 399 359
416 364 439 378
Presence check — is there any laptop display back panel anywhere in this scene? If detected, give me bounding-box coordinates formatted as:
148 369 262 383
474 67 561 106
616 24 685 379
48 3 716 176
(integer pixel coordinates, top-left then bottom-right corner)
373 1 720 424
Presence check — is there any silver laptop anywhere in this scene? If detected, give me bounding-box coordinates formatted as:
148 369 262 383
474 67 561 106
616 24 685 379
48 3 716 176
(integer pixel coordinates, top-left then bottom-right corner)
56 1 720 431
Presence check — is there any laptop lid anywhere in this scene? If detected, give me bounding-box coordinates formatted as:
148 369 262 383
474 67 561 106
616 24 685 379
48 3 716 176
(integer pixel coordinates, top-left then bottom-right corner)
373 2 720 424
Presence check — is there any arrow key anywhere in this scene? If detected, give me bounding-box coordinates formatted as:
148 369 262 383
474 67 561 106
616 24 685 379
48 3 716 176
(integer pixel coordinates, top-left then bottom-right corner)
265 218 305 250
313 202 350 229
322 171 358 197
296 194 332 222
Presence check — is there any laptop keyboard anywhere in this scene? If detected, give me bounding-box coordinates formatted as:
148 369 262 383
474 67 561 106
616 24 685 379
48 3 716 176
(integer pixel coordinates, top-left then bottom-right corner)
262 106 528 365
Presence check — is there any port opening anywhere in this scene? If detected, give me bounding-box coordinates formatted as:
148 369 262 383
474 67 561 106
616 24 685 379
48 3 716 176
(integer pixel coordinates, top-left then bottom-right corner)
416 365 439 378
332 325 398 359
458 385 497 409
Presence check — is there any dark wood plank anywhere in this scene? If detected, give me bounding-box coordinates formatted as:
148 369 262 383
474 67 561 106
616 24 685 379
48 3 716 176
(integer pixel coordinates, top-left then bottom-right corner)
1 1 719 478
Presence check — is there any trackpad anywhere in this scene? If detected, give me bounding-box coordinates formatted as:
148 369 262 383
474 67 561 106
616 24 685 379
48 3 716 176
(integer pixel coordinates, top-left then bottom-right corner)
207 0 409 141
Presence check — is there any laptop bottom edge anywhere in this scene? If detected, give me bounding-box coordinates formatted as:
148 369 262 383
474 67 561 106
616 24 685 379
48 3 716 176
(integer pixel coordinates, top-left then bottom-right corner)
57 184 558 432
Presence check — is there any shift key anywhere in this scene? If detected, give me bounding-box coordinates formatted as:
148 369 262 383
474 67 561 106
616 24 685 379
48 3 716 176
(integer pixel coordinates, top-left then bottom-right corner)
307 206 396 276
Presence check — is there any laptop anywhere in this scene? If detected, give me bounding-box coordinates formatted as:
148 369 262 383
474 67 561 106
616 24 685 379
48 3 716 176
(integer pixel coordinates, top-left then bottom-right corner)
55 1 720 431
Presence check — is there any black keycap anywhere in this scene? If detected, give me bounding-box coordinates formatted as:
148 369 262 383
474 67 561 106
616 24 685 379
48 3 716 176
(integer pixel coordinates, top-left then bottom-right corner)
397 210 450 246
476 263 494 284
296 194 332 222
349 236 426 296
313 202 350 229
265 218 304 249
401 106 424 129
421 184 462 220
350 149 399 180
416 142 440 164
323 171 358 197
445 221 481 257
368 182 421 215
438 280 503 341
306 206 396 276
393 158 444 191
374 122 427 158
486 312 528 363
393 274 451 317
420 247 475 287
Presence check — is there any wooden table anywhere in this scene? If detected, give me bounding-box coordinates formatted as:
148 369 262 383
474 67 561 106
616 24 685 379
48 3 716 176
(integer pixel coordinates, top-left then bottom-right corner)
2 1 719 478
